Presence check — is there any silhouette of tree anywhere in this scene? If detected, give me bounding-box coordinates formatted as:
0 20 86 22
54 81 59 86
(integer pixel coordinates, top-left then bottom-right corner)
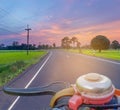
71 37 78 48
61 37 71 49
0 44 5 50
53 43 56 48
91 35 110 52
111 40 120 49
77 41 81 53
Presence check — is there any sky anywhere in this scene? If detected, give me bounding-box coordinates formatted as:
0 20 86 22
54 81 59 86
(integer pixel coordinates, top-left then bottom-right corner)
0 0 120 46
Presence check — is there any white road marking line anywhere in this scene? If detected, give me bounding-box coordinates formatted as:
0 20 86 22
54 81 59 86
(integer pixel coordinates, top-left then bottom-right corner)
8 97 20 110
72 52 120 65
8 52 52 110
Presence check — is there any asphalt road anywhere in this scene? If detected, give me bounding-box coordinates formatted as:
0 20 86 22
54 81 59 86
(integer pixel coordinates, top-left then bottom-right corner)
0 50 120 110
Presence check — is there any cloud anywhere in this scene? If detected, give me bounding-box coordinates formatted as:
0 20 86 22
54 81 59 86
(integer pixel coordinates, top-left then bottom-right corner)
1 19 120 46
28 20 120 45
67 20 120 44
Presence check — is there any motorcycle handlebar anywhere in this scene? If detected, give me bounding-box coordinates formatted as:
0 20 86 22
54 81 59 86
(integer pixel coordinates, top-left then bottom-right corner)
3 86 56 96
3 86 120 110
3 81 70 96
3 82 120 110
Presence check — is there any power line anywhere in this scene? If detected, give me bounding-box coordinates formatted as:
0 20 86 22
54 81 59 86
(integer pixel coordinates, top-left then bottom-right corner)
0 9 8 18
0 7 25 38
0 7 25 24
0 8 24 34
0 7 25 32
0 27 21 35
0 7 33 46
0 24 24 33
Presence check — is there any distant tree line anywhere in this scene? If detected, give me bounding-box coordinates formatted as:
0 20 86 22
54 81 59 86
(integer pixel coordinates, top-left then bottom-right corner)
61 36 81 49
111 40 120 49
0 41 54 50
61 35 120 52
91 35 120 52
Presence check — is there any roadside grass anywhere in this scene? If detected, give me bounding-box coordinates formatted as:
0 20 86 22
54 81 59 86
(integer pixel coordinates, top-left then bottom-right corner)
69 49 120 61
0 50 47 86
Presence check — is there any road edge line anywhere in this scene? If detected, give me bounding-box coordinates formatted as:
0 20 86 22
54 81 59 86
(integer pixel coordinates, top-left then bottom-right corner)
8 52 52 110
70 52 120 65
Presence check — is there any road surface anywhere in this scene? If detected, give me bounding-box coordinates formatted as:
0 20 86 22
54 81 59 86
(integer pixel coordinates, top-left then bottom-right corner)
0 50 120 110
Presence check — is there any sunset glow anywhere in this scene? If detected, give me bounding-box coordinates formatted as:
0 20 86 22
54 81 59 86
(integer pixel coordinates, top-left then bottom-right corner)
0 0 120 46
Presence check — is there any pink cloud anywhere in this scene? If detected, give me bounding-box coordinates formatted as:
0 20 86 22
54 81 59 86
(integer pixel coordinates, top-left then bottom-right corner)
40 20 120 45
4 19 120 46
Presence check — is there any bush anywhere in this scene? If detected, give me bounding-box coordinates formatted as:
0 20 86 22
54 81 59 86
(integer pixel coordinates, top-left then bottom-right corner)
0 61 26 86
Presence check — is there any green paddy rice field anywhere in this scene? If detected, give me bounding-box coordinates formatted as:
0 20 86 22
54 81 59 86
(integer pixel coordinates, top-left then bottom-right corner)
0 50 47 86
69 49 120 61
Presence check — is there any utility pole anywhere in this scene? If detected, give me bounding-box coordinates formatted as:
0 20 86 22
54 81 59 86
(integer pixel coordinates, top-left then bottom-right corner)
25 25 31 55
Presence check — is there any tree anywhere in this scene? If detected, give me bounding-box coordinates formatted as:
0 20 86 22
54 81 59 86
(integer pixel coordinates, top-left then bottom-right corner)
111 40 120 49
71 37 78 48
0 44 5 50
77 41 81 53
77 41 81 48
21 43 27 50
12 41 19 50
61 37 71 49
37 43 50 49
12 41 19 46
53 43 56 48
91 35 110 52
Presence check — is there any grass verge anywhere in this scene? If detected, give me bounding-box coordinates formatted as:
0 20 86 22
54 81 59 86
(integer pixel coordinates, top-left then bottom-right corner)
68 49 120 61
0 50 47 86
